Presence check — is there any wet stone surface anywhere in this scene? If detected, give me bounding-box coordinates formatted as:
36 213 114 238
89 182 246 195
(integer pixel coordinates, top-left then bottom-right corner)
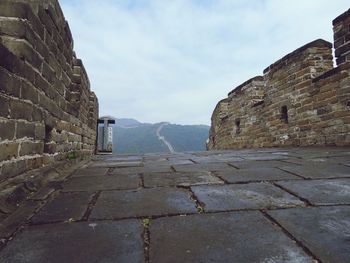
150 212 313 263
30 192 93 224
1 147 350 262
143 171 223 187
0 220 144 263
276 178 350 205
279 163 350 179
215 167 301 183
191 183 305 211
90 187 197 219
71 167 109 177
62 174 141 192
268 206 350 263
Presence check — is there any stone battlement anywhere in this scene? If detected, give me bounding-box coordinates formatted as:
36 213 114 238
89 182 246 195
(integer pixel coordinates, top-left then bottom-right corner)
208 9 350 150
0 0 98 210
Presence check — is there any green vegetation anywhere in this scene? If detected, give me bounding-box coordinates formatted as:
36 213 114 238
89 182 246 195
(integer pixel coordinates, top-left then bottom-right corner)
142 218 150 227
66 151 78 160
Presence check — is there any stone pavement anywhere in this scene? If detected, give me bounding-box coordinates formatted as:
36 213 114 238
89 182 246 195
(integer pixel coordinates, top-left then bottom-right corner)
0 148 349 262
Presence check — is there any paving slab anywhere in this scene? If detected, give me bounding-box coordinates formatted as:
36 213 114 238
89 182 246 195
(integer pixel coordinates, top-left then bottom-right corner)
276 178 350 205
191 183 304 211
88 161 143 168
268 206 350 263
0 201 40 238
30 192 93 224
173 162 235 172
149 211 313 263
143 171 223 187
190 156 244 163
71 167 109 177
229 160 297 169
241 154 290 161
104 156 143 162
62 174 140 192
215 167 301 183
90 187 197 219
280 163 350 179
0 220 144 263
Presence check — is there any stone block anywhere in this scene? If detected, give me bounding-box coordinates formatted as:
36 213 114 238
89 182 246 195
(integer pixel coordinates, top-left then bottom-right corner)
10 99 33 121
21 80 38 104
0 95 10 118
1 38 42 70
0 142 19 162
16 121 35 139
0 159 26 180
0 18 26 38
0 119 15 140
19 141 44 156
0 43 23 74
34 123 45 140
25 156 43 170
0 67 21 98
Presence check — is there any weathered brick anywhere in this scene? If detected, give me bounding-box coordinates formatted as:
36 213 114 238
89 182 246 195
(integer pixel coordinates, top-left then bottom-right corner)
0 159 26 181
0 142 19 162
16 121 35 139
1 38 42 70
0 95 10 118
10 99 33 121
0 67 21 98
0 18 26 38
0 119 15 140
19 141 44 156
0 43 24 74
20 80 38 104
34 123 45 140
25 156 43 170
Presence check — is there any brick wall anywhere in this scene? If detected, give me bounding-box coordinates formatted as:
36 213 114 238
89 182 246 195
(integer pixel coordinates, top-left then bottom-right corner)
0 0 98 203
208 9 350 150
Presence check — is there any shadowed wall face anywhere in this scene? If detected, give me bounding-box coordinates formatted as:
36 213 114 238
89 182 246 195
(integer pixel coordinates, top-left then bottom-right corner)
208 9 350 150
0 0 99 180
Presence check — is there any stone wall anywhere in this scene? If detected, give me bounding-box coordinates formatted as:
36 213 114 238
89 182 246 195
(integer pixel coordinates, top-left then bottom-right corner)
208 9 350 150
0 0 98 206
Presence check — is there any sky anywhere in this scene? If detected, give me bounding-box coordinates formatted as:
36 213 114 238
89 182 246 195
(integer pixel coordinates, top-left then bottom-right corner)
59 0 349 125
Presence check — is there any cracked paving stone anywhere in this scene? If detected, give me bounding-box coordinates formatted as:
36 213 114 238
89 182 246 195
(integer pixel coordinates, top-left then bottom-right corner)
215 167 301 183
268 206 350 263
62 174 140 192
276 178 350 205
72 167 109 177
191 183 304 211
149 211 314 263
90 187 197 219
0 220 144 263
143 171 223 187
30 192 93 224
279 163 350 179
172 162 235 173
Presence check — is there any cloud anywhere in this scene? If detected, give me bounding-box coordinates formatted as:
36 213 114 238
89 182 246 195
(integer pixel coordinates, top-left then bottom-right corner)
59 0 349 125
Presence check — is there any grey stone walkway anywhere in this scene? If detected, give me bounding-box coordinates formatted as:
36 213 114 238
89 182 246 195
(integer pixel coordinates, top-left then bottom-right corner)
0 147 350 262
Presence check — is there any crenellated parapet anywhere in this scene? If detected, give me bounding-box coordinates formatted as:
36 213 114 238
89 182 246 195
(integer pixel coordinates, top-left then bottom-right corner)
209 10 350 150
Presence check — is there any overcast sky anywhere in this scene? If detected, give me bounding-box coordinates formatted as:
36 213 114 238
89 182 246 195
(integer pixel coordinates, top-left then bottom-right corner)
59 0 349 125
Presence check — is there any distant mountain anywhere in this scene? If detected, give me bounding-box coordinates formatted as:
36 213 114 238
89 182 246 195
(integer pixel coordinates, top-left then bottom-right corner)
114 118 142 127
111 120 209 154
